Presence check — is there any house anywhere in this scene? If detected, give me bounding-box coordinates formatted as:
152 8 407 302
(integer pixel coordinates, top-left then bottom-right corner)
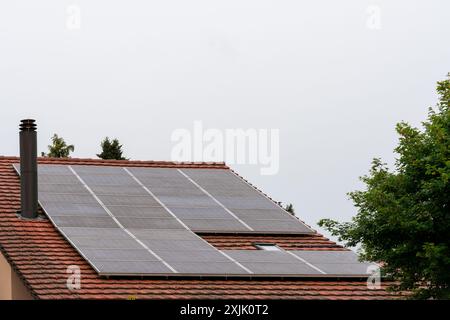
0 121 400 300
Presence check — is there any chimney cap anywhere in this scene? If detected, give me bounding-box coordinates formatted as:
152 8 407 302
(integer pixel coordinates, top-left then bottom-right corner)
20 119 37 132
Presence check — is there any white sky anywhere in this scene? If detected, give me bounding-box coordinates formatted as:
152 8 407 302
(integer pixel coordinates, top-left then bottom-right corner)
1 1 449 242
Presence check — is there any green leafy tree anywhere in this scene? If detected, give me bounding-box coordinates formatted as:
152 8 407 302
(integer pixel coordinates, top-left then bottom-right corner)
318 74 450 299
44 134 75 158
285 203 295 214
97 137 127 160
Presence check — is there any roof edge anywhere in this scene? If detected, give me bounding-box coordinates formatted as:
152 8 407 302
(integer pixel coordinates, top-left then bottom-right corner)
0 155 229 169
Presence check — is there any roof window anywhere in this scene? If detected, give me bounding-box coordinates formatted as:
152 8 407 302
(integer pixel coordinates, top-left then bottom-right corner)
254 243 282 251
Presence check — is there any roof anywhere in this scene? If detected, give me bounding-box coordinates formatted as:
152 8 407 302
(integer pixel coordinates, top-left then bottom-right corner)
0 156 402 299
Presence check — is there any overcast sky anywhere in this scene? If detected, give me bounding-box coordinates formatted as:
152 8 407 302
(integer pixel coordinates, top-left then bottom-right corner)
1 1 449 243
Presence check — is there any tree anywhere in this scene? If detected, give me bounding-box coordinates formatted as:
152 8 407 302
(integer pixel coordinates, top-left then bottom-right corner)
318 74 450 299
97 137 127 160
285 203 295 215
44 134 75 158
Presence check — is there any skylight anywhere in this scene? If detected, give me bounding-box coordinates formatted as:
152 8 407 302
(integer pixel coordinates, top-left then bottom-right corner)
254 244 282 251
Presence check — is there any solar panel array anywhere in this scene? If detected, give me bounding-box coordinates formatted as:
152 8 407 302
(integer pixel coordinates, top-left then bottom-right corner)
13 164 374 277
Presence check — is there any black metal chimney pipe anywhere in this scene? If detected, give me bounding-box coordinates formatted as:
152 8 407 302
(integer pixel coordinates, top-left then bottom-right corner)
19 119 38 219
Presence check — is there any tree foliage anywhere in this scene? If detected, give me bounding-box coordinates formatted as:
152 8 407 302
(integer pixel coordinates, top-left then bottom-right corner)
318 74 450 299
97 137 127 160
285 203 295 214
44 134 75 158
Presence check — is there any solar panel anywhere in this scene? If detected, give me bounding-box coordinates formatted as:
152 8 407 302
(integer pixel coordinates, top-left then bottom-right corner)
149 186 205 197
38 193 98 204
38 183 87 194
93 261 174 275
81 248 161 261
169 262 247 274
139 239 214 251
126 229 201 240
61 227 131 238
240 219 310 233
232 208 293 219
37 174 80 184
152 249 231 263
51 216 119 228
89 185 147 196
222 250 322 275
169 207 236 219
39 203 109 216
223 250 297 263
68 236 142 250
80 174 137 186
291 251 375 275
115 217 185 229
107 206 173 218
216 196 278 210
36 164 75 175
181 218 250 232
99 195 161 206
155 195 219 208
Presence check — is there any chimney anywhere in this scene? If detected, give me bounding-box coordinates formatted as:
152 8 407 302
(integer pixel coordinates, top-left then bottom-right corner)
19 119 38 219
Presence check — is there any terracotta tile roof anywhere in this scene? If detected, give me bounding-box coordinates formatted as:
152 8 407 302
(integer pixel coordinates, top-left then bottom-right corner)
0 156 404 300
200 234 346 251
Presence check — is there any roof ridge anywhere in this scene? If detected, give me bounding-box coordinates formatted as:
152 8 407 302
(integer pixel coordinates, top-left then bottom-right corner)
0 156 229 168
